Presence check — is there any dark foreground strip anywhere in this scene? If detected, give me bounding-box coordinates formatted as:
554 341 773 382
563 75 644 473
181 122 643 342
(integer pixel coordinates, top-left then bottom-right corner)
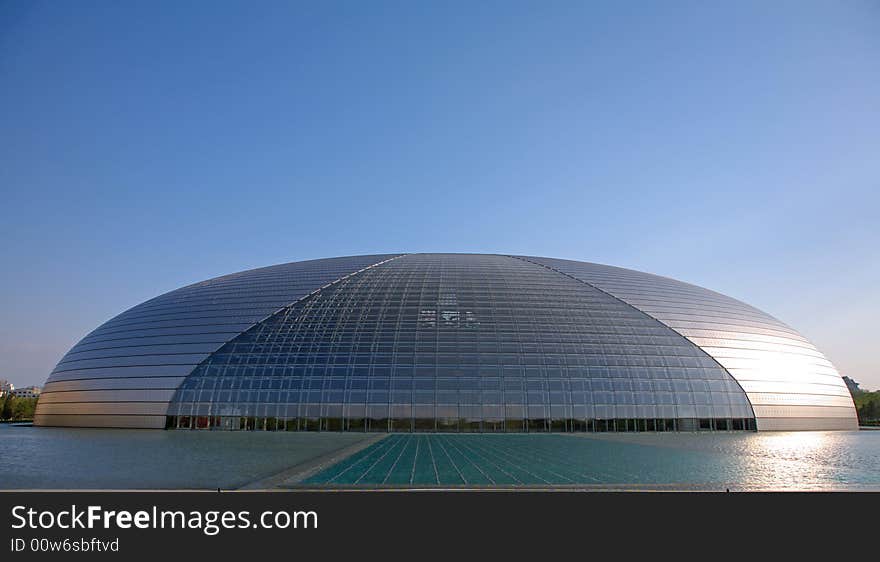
1 491 874 560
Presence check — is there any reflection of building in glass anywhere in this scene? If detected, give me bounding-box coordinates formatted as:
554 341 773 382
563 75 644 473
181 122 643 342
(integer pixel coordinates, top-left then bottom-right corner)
35 254 857 432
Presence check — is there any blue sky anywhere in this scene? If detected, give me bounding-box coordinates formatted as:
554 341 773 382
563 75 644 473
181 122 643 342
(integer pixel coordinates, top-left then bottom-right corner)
1 1 878 389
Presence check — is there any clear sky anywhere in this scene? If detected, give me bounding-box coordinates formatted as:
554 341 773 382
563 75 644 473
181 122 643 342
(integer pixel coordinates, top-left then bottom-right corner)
1 1 878 390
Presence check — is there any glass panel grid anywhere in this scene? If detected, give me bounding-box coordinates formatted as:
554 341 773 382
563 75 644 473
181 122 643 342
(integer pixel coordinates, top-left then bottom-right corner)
168 254 753 432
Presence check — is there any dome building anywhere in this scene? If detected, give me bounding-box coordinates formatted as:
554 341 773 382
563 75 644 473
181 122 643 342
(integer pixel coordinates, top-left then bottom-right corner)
35 254 857 432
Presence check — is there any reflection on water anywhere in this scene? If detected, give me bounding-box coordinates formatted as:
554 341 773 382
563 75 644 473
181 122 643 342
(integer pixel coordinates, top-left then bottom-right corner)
0 424 877 490
735 431 879 490
588 430 880 490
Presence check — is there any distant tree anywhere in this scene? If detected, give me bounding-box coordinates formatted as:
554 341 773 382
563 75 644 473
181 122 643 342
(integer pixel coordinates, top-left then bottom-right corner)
11 397 37 421
862 398 880 423
852 390 880 426
1 395 15 420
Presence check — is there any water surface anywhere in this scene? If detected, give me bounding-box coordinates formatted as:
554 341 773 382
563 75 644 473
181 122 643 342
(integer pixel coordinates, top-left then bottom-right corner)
0 424 370 489
301 432 880 490
1 425 877 490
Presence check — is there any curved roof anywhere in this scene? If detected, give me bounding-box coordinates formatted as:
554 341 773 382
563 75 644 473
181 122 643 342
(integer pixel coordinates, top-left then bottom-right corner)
38 254 400 427
518 256 855 429
35 253 856 430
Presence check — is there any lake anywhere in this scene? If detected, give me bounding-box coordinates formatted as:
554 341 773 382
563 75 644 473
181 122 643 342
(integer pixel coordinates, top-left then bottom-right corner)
1 424 878 490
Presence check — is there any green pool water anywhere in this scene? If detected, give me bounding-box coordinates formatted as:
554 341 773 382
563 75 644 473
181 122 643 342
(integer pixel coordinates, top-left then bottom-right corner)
300 432 880 490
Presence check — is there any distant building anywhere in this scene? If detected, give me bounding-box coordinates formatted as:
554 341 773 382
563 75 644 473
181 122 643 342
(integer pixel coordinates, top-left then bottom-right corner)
842 376 862 395
0 379 13 398
11 386 41 399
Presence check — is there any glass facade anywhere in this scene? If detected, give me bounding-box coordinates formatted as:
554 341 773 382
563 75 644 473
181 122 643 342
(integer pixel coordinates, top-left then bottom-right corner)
165 254 755 432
